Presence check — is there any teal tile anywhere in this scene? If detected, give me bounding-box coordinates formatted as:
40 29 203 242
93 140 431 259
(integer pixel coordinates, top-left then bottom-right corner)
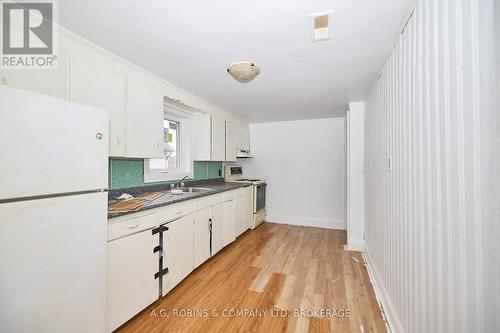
207 162 223 179
109 159 143 189
193 161 207 180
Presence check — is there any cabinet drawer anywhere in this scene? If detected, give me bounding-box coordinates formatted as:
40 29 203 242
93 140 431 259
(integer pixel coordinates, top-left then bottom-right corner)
193 198 209 211
156 202 193 224
207 194 223 207
223 190 238 202
108 211 158 241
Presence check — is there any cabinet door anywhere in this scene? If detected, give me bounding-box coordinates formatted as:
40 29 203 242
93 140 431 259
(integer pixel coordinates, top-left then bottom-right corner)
162 214 194 295
126 80 164 158
191 113 211 160
211 203 224 255
1 54 67 100
107 229 159 332
222 198 236 247
241 127 250 151
194 207 211 268
69 57 126 157
225 122 237 161
244 189 254 229
235 193 245 237
211 116 226 161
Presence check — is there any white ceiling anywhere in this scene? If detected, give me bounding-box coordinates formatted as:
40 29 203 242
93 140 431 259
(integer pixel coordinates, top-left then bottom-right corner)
59 0 413 122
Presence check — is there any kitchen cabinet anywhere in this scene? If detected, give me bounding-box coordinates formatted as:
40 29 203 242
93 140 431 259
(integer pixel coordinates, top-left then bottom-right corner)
126 79 164 158
225 122 238 161
194 207 211 268
191 114 227 161
162 214 195 295
211 116 226 161
0 54 67 100
69 57 127 157
222 194 236 247
211 203 224 254
107 228 159 332
243 187 254 229
235 187 253 237
235 190 245 237
236 126 250 151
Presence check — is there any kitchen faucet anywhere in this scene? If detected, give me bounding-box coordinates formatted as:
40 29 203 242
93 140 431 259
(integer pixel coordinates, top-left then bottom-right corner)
172 175 189 188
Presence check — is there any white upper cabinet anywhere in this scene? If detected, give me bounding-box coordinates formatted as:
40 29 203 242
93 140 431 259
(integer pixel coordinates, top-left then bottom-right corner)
239 126 250 151
69 57 127 157
126 80 164 159
190 113 211 161
191 113 227 161
0 54 67 100
211 116 226 161
225 122 238 162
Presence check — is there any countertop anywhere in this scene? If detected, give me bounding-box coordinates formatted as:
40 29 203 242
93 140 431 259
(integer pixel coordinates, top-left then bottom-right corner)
108 180 250 219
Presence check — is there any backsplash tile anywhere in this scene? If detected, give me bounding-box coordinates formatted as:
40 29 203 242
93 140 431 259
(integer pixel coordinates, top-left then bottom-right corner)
109 159 223 190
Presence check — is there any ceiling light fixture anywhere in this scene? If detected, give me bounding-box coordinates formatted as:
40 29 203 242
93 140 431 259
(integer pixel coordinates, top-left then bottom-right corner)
227 60 260 83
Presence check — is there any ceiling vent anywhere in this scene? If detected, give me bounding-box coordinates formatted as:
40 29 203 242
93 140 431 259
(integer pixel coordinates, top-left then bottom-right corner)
310 11 332 41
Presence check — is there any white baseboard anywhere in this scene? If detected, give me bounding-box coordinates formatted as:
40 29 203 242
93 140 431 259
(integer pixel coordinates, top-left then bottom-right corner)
363 249 404 333
347 238 365 251
266 214 345 230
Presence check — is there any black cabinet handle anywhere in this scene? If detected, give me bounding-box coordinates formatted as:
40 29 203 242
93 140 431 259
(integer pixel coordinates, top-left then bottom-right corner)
153 245 162 253
152 225 169 235
209 218 213 257
154 267 169 279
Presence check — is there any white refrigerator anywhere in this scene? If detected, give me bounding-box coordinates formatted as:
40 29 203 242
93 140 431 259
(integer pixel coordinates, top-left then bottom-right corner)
0 86 108 333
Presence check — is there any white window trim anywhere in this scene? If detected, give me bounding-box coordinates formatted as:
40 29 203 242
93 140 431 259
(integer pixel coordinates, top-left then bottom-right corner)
144 108 194 183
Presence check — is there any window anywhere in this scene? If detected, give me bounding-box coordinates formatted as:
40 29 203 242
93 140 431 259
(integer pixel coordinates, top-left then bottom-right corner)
144 106 193 183
149 119 180 171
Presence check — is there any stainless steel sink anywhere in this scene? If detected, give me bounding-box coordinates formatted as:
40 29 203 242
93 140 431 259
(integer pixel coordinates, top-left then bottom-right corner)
168 187 213 194
181 187 213 193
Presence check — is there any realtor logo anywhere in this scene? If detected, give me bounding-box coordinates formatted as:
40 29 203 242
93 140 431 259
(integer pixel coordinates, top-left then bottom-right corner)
1 0 58 68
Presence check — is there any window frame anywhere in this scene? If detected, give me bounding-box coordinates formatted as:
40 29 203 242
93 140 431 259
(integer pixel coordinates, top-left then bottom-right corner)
143 107 193 183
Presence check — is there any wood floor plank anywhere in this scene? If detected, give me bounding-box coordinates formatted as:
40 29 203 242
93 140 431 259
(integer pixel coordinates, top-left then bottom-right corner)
116 222 386 333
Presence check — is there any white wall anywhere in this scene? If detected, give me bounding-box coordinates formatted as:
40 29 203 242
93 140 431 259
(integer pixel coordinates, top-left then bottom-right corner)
364 1 499 333
346 102 365 251
243 118 345 229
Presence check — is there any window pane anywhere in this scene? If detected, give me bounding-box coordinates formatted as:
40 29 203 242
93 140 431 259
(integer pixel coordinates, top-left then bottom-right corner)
148 119 181 172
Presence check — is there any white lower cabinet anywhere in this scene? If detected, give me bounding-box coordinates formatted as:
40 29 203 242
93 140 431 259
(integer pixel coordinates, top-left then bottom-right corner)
107 189 250 331
194 207 211 268
222 194 236 247
162 214 195 295
107 229 159 332
211 203 224 254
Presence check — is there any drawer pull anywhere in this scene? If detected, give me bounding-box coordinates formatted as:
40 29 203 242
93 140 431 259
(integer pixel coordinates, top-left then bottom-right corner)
127 224 139 229
175 211 183 215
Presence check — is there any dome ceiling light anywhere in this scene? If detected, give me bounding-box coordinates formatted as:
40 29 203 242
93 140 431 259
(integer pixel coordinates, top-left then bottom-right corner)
227 60 260 83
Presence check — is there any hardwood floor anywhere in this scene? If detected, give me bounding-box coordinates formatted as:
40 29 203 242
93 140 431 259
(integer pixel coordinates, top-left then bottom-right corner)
117 222 387 333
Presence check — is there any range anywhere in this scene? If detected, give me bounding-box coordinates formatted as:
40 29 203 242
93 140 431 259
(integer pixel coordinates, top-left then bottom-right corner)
224 165 266 229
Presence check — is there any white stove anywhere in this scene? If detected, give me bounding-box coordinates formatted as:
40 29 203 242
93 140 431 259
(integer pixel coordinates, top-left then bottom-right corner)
225 165 266 228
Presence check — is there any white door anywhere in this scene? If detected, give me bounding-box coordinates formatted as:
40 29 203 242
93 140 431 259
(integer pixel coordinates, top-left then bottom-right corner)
69 57 127 157
0 86 108 200
194 207 211 268
211 203 224 255
222 198 236 247
107 228 159 332
162 214 194 295
211 116 226 161
225 122 238 161
0 192 107 333
126 80 164 158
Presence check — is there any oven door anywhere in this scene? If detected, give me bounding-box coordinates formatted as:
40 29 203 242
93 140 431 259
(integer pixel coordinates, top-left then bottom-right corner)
254 183 266 213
